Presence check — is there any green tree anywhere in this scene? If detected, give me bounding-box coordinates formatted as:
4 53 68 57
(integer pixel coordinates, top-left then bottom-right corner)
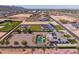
64 34 71 38
28 29 32 33
0 40 4 45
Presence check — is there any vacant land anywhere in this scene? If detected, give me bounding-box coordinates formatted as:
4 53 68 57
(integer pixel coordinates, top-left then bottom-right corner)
9 14 32 18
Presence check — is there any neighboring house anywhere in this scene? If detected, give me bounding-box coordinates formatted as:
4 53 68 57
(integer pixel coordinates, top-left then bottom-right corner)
72 22 79 28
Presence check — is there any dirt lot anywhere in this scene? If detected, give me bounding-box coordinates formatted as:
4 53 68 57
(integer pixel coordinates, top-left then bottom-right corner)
51 15 76 22
9 33 35 46
8 14 32 21
9 32 48 46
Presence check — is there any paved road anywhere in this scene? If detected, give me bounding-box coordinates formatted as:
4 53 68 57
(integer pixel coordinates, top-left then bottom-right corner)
50 16 79 40
21 21 50 24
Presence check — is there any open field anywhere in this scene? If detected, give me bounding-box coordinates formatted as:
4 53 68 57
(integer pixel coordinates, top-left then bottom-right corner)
9 14 32 19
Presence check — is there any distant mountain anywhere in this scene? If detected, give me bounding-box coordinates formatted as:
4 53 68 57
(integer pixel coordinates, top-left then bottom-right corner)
0 5 27 12
1 5 79 14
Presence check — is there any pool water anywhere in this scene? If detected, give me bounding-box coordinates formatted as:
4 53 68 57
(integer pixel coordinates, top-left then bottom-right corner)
37 36 43 43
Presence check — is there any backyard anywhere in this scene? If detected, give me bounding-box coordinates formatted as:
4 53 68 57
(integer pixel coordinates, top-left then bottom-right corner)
68 39 77 44
54 25 63 30
0 21 21 32
30 25 42 31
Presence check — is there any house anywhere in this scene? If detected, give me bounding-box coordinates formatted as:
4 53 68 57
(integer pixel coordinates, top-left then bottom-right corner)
72 21 79 28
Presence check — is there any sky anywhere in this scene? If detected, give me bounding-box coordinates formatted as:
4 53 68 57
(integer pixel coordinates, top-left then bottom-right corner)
17 5 79 9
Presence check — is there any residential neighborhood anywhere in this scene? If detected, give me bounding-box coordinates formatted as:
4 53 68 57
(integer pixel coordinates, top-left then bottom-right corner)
0 5 79 54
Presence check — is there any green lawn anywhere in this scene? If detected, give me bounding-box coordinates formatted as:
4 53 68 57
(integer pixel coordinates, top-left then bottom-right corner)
30 25 41 31
55 25 63 30
68 39 77 44
64 34 71 38
0 21 21 32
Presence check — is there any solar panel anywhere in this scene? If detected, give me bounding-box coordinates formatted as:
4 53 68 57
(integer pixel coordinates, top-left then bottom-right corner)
48 24 55 30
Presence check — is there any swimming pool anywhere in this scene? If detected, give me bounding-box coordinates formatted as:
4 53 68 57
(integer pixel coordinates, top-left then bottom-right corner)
37 36 43 43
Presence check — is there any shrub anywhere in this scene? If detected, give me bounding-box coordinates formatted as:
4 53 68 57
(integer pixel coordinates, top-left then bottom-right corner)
5 40 10 45
47 29 52 32
0 40 5 45
14 41 19 45
23 28 27 33
55 25 63 30
64 34 71 38
21 41 27 46
28 29 32 33
17 29 21 34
